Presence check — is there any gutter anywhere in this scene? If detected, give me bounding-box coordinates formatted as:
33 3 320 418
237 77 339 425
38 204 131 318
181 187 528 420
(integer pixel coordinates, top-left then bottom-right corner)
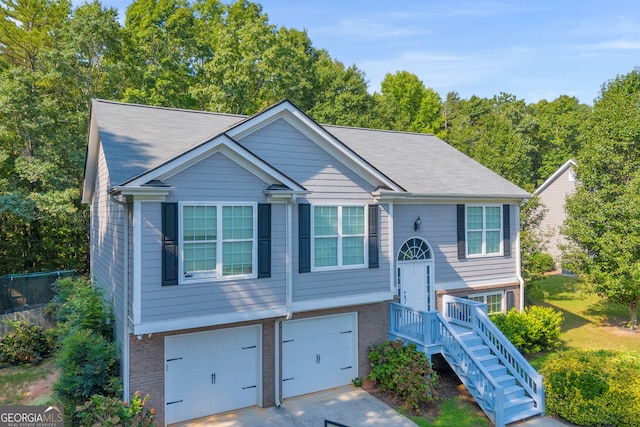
515 202 525 311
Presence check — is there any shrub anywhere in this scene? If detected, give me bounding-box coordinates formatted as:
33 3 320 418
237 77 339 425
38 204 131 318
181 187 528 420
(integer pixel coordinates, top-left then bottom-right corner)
54 277 113 341
54 328 121 418
75 391 156 427
541 349 640 427
491 305 563 354
0 320 54 365
368 340 437 411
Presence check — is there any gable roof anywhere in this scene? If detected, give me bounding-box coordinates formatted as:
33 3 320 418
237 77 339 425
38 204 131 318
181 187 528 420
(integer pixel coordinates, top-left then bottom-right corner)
533 159 577 195
326 125 529 199
83 99 530 203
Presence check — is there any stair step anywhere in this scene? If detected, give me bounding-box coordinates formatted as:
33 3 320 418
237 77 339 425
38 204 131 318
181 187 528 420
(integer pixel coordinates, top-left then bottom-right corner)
505 396 536 415
504 384 525 400
504 407 544 425
476 353 499 366
468 345 491 357
485 364 507 377
494 374 516 388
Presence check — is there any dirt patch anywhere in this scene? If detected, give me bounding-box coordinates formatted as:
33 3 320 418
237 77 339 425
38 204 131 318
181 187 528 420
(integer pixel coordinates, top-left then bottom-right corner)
605 325 640 337
25 369 59 404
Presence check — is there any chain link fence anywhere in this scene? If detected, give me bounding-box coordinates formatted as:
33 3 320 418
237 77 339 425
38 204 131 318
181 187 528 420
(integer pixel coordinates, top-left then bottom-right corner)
0 270 76 314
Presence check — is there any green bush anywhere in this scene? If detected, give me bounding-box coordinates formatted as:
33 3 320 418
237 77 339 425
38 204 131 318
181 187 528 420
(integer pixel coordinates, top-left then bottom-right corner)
0 320 54 365
75 391 156 427
368 340 438 411
54 327 121 421
490 306 563 354
540 349 640 427
54 277 113 341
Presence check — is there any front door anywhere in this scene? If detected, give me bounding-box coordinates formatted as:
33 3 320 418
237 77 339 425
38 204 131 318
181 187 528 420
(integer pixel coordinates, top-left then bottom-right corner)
397 238 434 311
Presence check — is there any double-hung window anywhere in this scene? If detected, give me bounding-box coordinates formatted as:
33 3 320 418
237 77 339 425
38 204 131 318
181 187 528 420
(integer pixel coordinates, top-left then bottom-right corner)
181 203 256 281
469 291 503 313
466 205 502 256
313 205 366 269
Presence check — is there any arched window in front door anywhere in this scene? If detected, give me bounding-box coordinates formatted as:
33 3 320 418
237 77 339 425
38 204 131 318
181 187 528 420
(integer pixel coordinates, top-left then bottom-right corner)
398 237 431 261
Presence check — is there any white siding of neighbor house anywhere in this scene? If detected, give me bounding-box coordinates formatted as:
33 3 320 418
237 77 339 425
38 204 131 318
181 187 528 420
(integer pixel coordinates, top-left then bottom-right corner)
393 204 519 290
239 119 392 301
139 152 287 323
537 166 576 264
90 144 127 347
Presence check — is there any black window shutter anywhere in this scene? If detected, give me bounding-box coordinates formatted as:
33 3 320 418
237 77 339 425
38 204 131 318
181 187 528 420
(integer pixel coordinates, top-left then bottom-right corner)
298 203 311 273
368 204 379 269
257 203 271 278
506 290 515 312
162 202 179 286
503 204 511 256
457 204 466 260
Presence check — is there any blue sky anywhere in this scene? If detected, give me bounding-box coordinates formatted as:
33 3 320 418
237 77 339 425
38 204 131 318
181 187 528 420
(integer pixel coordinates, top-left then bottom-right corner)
77 0 640 105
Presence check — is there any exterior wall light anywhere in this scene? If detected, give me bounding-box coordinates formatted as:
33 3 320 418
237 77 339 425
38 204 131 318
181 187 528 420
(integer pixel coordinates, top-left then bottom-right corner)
414 216 422 231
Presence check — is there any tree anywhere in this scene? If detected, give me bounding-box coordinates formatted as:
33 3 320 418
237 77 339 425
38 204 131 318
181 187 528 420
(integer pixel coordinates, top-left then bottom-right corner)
564 68 640 328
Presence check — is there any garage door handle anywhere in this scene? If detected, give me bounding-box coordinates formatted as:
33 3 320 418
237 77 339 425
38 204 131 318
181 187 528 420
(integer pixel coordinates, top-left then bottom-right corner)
211 373 216 384
316 354 320 364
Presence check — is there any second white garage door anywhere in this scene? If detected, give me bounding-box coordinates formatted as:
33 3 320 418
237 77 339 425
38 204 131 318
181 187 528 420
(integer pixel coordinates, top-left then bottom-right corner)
282 313 357 398
164 325 261 425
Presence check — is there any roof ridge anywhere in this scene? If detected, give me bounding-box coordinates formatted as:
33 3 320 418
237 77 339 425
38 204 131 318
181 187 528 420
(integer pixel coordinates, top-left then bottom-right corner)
93 99 248 119
322 123 435 137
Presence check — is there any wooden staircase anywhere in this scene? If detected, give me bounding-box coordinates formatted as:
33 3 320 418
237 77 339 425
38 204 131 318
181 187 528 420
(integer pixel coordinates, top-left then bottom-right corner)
388 297 544 427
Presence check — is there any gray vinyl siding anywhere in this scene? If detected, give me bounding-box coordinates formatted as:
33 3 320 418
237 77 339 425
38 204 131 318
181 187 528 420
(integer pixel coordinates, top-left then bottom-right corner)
90 144 127 344
239 118 391 301
139 152 287 323
239 118 376 202
537 167 576 263
393 204 518 288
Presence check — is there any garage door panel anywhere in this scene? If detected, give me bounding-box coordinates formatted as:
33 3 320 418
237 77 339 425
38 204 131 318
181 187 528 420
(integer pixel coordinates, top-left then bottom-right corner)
282 314 357 399
165 326 260 425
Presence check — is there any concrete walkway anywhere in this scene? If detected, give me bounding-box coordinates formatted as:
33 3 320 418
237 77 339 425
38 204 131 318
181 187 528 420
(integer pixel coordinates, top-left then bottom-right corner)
170 385 571 427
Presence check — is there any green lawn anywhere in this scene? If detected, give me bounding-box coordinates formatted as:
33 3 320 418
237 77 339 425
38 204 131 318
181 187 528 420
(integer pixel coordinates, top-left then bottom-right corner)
527 275 640 355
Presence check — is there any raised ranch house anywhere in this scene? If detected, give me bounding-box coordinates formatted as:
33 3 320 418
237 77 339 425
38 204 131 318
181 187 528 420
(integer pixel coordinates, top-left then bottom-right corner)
82 99 543 426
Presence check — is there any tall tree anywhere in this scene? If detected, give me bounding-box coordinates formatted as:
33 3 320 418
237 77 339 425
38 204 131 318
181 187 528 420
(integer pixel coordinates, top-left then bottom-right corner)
564 68 640 328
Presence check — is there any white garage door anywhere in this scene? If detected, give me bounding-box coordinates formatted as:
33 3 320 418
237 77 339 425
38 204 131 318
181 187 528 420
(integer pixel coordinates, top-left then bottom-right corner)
165 325 260 425
282 313 357 399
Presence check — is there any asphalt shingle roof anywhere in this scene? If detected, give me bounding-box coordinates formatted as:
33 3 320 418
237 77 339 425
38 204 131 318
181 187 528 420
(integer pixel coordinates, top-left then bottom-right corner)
91 100 528 199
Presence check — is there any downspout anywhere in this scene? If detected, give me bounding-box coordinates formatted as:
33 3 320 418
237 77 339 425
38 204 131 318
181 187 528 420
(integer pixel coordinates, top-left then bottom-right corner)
286 198 293 320
515 202 525 312
274 320 281 407
111 193 130 400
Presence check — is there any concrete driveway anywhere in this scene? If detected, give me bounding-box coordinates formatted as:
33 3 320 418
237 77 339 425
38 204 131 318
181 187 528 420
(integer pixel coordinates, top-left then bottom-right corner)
170 385 417 427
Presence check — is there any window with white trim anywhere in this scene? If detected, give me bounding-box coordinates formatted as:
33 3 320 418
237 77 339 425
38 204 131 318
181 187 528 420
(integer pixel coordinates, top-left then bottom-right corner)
469 291 504 313
313 205 366 269
466 205 502 256
180 203 256 281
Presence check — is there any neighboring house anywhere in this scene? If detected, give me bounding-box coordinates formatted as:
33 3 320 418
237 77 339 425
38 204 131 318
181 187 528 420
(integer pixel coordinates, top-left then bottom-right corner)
533 159 577 267
82 99 530 426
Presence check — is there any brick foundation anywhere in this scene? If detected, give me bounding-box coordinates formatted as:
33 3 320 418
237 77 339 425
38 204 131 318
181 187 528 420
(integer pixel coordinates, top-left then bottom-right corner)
435 282 521 313
127 302 389 426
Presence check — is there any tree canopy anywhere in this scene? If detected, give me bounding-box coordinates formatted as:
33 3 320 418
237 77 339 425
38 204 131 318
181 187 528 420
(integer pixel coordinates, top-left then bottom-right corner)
0 0 599 275
564 68 640 328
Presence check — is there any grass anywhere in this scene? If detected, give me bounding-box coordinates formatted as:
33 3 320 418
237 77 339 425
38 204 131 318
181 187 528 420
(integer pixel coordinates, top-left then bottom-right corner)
527 275 640 355
0 357 58 405
406 398 490 427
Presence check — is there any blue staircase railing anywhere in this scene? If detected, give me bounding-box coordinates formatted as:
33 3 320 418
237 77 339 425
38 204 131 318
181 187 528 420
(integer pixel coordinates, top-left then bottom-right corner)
389 302 505 426
441 296 545 416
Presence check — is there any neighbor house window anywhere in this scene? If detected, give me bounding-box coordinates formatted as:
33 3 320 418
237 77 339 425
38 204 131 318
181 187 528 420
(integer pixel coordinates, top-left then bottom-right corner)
313 205 366 269
466 205 502 256
181 203 256 281
469 291 503 313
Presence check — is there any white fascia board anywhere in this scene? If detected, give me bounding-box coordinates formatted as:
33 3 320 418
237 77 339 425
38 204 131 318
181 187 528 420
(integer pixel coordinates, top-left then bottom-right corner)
436 276 520 292
375 191 529 204
124 134 304 191
81 113 101 204
291 291 395 313
110 186 173 200
533 159 577 195
132 307 288 335
228 102 403 192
